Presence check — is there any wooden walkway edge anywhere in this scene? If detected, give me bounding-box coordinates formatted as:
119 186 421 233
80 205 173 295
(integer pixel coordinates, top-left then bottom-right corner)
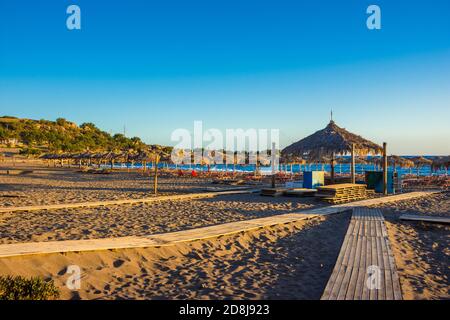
307 191 438 215
0 213 317 258
399 214 450 225
321 208 402 300
0 191 438 259
0 188 260 214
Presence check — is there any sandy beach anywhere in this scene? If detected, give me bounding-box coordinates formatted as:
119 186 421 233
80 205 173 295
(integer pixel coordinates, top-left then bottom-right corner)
0 165 323 244
0 163 217 206
0 163 448 300
0 213 349 300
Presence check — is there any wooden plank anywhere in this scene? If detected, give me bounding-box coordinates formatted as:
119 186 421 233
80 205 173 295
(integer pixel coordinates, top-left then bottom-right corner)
0 189 260 214
1 190 435 216
399 214 450 225
0 212 316 258
345 233 363 300
323 206 406 300
376 236 386 300
327 234 356 299
337 233 359 299
375 220 382 238
361 234 372 300
369 232 379 300
321 220 355 300
308 191 438 217
323 218 357 299
385 238 403 300
371 220 377 237
380 236 394 300
354 236 367 300
378 210 402 300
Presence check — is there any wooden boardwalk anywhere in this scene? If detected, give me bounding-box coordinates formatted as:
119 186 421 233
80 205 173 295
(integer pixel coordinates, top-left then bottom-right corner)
0 190 436 215
308 190 437 215
399 214 450 225
321 208 402 300
0 191 438 259
0 188 260 214
0 213 316 258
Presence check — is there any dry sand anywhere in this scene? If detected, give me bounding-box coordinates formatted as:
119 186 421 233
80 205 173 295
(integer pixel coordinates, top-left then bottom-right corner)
371 192 449 300
0 194 321 244
1 163 448 300
0 213 350 300
0 165 323 244
0 165 214 206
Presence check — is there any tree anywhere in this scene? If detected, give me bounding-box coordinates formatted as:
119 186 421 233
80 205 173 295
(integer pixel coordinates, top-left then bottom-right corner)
56 118 67 126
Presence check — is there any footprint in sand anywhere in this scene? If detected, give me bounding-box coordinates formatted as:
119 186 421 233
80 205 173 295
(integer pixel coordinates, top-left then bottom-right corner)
113 259 125 268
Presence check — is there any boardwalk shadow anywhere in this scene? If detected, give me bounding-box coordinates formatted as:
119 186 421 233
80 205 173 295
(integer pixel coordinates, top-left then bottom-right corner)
259 212 351 299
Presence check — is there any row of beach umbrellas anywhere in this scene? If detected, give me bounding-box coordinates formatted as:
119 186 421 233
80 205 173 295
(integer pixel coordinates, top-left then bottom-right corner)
40 149 171 163
40 149 445 170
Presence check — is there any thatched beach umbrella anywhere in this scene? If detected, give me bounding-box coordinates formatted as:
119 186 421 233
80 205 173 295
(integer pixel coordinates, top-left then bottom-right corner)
102 151 123 169
280 154 306 173
132 150 152 171
40 153 56 167
146 146 171 195
410 156 432 175
432 156 450 175
282 120 383 184
336 156 368 174
411 156 432 167
389 155 414 170
336 156 367 164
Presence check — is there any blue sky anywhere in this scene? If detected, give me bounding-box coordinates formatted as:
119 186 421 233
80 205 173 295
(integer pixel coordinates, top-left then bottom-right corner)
1 0 449 154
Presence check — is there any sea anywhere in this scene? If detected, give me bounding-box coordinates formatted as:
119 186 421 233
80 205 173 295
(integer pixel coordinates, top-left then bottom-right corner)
105 156 448 177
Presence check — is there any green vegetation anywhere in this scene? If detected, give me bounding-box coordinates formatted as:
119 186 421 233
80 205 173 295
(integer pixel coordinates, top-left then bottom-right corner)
0 116 167 155
0 275 60 300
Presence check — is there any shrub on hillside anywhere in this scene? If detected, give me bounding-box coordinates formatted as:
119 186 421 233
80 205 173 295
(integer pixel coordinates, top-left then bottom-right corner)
0 275 60 300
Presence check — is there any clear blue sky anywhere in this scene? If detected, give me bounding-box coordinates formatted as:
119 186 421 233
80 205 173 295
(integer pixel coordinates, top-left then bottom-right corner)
1 0 449 155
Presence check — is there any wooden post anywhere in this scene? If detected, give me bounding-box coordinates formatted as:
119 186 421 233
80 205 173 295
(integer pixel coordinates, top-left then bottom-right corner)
351 143 355 184
383 142 388 195
330 153 335 184
392 160 396 194
153 156 159 195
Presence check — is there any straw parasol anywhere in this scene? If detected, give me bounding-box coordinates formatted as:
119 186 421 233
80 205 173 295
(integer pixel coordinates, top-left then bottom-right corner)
280 154 306 165
408 156 432 176
410 156 432 167
144 145 171 194
336 157 368 164
388 155 414 170
282 120 382 183
432 156 450 174
432 156 450 168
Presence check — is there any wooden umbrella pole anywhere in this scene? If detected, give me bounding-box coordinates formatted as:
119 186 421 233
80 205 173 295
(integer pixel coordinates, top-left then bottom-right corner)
330 152 335 184
351 143 355 184
153 155 160 195
383 142 388 195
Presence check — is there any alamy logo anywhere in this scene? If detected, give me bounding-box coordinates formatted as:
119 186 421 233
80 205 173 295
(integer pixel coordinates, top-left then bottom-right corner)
66 265 81 290
66 5 81 30
170 121 280 167
366 5 381 30
366 265 381 290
